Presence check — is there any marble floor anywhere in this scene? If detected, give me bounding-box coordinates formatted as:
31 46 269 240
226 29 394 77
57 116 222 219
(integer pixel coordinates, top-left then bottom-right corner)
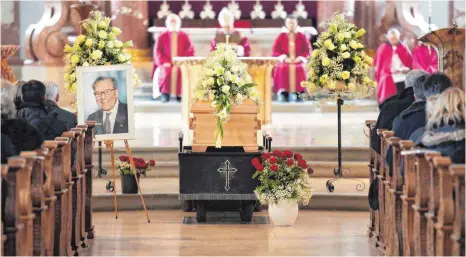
82 210 376 256
116 111 378 149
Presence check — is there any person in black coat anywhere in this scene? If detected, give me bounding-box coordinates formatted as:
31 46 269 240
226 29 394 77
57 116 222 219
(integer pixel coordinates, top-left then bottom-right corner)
371 69 428 154
16 80 68 140
43 80 77 130
386 72 453 175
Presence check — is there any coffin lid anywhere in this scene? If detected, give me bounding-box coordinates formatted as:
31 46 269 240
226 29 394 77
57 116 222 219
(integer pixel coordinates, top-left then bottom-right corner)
191 99 259 114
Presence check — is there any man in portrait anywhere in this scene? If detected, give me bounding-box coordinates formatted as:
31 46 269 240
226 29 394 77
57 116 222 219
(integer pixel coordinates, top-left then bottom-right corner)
87 76 128 135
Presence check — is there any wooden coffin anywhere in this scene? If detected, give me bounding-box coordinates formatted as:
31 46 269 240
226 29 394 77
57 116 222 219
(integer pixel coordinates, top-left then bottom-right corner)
190 99 260 152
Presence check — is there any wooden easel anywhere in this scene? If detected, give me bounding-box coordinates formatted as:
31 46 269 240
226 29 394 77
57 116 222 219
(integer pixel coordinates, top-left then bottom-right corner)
103 139 150 223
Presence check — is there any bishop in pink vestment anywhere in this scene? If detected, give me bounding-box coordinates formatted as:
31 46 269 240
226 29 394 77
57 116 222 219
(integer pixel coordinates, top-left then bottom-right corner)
272 16 311 101
210 8 251 57
374 29 412 105
412 43 438 74
155 14 194 102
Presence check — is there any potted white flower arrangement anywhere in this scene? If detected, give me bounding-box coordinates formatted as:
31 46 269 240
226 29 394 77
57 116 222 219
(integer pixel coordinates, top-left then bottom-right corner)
252 150 313 226
63 10 141 94
193 43 260 148
302 12 375 96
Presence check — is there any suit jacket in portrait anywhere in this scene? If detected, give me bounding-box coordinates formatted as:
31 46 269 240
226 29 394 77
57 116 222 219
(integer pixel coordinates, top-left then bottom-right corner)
87 101 129 135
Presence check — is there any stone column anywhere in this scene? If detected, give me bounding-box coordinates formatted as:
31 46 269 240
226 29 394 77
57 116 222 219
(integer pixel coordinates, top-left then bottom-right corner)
316 1 347 32
110 1 151 63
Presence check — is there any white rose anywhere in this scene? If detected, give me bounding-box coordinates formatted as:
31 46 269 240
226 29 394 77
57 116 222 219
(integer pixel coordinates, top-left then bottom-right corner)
230 75 238 83
221 85 230 94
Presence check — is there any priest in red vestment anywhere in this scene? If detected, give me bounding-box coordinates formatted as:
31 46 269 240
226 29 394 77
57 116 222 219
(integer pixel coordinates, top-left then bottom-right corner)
374 28 413 106
154 14 195 103
210 8 251 57
412 42 438 74
272 15 312 102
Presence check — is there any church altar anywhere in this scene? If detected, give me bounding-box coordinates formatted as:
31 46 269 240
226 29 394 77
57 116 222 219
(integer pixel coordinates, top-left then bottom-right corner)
173 56 278 125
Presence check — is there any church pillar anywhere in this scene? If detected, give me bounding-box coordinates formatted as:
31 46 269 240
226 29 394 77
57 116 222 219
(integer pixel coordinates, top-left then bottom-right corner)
110 1 151 63
354 0 378 51
316 1 348 32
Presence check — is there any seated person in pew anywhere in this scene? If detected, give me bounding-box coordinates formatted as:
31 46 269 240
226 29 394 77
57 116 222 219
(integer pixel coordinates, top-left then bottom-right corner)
16 80 68 140
1 80 43 161
370 69 428 153
411 87 465 163
43 80 78 130
386 72 453 175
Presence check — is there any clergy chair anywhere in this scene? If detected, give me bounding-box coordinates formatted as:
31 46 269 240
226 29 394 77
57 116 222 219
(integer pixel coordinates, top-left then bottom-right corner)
51 138 69 256
57 132 76 256
412 151 440 256
43 141 58 256
399 140 416 256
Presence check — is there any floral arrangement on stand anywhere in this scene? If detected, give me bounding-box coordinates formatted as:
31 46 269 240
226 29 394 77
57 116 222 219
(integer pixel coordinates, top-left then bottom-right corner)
302 12 375 98
116 156 156 177
63 10 141 94
252 150 313 205
194 43 259 148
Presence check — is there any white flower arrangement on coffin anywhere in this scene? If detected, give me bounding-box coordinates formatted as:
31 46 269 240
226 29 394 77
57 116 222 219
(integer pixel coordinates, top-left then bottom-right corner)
63 10 141 95
194 43 259 148
302 12 376 97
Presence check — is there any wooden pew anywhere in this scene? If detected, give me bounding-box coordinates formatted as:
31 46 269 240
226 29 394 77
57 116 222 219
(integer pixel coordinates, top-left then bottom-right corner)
52 138 70 256
386 136 403 256
399 140 415 256
364 120 376 239
72 126 88 248
434 157 465 256
374 128 387 253
64 130 84 255
425 153 442 256
378 130 394 253
450 164 465 256
57 133 76 256
3 157 28 256
17 152 37 256
23 148 48 256
413 151 441 256
1 164 6 257
43 141 58 256
82 121 96 240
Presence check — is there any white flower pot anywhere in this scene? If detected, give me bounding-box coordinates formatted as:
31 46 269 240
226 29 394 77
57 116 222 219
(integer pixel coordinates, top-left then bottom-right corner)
268 201 299 226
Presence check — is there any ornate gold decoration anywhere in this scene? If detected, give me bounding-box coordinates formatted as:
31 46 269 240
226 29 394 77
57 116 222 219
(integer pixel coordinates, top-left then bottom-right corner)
123 48 152 63
1 45 19 82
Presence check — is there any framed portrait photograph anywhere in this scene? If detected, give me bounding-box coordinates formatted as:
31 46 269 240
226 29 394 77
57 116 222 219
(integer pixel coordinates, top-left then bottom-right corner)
76 64 135 141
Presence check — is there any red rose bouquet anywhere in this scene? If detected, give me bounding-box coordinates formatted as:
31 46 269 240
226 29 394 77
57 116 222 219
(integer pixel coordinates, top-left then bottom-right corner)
116 156 156 177
252 150 313 205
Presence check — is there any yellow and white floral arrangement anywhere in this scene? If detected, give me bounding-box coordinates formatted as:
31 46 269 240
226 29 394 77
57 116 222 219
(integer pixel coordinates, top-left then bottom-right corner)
194 43 259 148
63 10 141 94
302 13 375 95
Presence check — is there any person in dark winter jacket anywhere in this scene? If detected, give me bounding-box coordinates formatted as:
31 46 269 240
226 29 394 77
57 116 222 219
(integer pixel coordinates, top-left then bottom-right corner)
1 83 43 159
16 80 68 140
371 69 428 153
386 72 453 175
43 80 77 130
